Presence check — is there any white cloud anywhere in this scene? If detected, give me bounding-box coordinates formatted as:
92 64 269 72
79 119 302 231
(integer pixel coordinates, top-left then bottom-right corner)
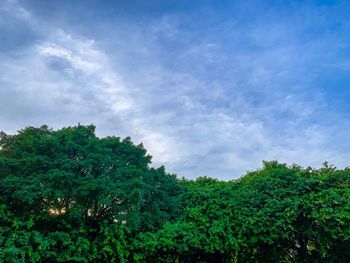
0 0 32 22
37 45 101 73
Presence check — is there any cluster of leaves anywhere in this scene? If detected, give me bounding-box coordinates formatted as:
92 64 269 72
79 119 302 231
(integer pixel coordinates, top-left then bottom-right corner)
1 125 349 262
0 125 184 262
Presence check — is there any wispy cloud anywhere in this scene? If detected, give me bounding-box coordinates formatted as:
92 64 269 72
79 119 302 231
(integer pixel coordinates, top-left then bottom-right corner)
0 0 32 22
1 1 350 179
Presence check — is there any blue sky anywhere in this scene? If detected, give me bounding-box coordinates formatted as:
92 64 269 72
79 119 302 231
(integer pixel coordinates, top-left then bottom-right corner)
1 0 350 179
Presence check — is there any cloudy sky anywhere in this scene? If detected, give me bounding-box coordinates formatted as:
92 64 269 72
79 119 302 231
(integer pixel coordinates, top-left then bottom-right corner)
1 0 350 179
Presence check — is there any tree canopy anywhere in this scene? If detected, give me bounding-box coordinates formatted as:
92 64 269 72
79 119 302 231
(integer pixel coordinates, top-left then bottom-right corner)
0 125 349 262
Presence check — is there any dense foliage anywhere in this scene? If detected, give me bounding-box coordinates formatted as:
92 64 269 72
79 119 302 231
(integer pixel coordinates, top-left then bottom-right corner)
0 125 349 262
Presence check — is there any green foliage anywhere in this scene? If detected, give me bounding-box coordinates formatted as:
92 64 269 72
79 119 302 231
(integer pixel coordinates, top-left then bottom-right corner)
0 125 184 262
1 125 349 262
131 162 350 262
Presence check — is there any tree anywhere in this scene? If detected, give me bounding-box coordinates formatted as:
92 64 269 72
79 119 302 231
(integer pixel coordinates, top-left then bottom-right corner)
132 162 350 263
0 125 184 262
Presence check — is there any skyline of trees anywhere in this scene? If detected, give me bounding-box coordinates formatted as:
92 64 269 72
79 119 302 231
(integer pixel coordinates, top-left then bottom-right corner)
1 125 349 262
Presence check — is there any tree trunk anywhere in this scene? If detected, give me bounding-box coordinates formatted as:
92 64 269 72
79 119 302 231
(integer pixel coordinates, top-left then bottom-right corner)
297 237 309 263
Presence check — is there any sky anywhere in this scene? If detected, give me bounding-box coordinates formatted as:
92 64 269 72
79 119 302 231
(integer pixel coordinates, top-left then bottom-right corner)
1 0 350 179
